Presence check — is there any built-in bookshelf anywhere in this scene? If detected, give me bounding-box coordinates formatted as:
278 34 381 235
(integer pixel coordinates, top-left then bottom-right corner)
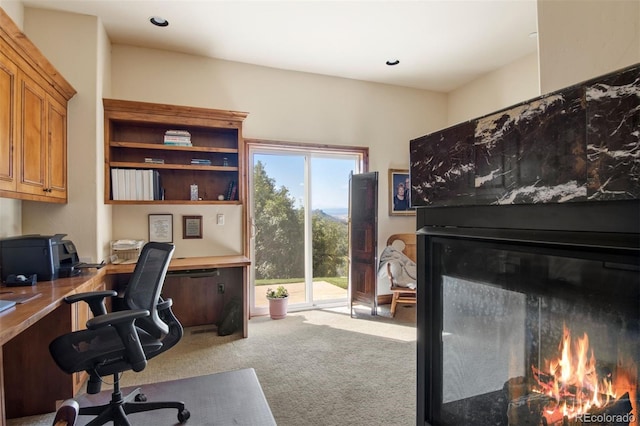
104 99 248 204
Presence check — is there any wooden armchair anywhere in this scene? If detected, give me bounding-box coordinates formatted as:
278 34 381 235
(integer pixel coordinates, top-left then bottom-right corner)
386 233 417 317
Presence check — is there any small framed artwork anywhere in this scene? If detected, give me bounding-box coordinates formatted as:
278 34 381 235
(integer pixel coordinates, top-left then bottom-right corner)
148 214 173 243
388 169 415 216
183 215 203 239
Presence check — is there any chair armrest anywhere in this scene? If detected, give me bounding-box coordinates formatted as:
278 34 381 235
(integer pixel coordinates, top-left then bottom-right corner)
157 298 173 311
86 309 150 372
64 290 118 317
86 309 149 330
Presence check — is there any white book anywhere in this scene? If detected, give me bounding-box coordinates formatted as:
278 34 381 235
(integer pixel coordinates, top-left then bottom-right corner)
164 135 192 143
117 168 127 201
135 169 144 200
125 169 135 200
142 170 152 200
165 129 191 137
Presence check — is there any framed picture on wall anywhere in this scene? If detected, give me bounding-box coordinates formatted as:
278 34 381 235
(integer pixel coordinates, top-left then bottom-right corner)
182 215 203 239
148 214 173 243
388 169 415 216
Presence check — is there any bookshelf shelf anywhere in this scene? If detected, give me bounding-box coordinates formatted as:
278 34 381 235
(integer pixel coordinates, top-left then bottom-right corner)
104 199 242 205
110 162 239 172
110 141 239 154
104 99 247 204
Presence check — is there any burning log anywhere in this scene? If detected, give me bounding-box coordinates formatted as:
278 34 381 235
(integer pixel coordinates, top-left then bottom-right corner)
505 325 636 426
581 392 633 425
505 381 633 426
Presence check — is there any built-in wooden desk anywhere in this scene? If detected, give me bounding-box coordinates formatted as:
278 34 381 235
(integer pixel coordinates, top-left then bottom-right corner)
0 254 250 424
107 255 251 337
0 271 105 347
0 270 108 424
107 254 251 274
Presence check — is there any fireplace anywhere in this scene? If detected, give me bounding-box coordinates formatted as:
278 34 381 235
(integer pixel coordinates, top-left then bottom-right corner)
415 202 639 426
409 64 640 425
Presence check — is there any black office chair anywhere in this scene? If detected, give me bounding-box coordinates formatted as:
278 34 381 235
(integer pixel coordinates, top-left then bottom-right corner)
49 242 190 426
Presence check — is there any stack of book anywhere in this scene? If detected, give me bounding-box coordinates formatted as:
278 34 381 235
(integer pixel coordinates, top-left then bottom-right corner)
190 158 211 165
164 130 191 146
111 168 163 201
144 157 165 164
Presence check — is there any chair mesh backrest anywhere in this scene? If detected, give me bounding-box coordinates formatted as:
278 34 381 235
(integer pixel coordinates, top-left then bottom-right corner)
124 242 174 337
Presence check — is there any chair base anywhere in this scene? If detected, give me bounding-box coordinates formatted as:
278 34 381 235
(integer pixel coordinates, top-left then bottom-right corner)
80 384 190 426
390 288 417 317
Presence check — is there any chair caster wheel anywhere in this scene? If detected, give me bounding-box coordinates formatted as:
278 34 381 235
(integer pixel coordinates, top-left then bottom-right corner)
178 409 191 423
134 393 147 402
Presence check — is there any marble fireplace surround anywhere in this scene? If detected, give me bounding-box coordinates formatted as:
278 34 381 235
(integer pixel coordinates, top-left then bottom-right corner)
411 64 640 426
410 63 639 208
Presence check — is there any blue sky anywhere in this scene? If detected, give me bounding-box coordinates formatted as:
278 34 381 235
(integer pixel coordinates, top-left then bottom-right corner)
254 153 358 211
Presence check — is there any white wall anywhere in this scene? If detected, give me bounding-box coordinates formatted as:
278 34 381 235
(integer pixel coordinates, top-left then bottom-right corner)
537 0 640 93
110 45 447 262
94 15 112 263
0 0 21 24
447 53 540 126
20 8 111 263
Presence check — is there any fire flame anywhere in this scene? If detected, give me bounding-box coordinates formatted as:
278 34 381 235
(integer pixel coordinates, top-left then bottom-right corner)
531 325 637 425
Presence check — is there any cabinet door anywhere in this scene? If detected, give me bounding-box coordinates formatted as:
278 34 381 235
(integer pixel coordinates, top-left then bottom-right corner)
47 95 68 199
0 51 17 192
71 280 106 394
17 71 47 196
163 275 221 327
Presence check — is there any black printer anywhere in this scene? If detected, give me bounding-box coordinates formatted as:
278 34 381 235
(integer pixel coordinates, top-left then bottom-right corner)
0 234 81 282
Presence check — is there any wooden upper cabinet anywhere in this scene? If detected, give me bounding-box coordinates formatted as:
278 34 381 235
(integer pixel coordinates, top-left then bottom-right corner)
0 50 17 192
0 8 75 203
47 96 68 198
17 71 46 196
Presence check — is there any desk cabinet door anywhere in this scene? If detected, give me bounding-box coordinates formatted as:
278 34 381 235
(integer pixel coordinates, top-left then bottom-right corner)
163 268 243 328
71 279 106 394
163 275 221 327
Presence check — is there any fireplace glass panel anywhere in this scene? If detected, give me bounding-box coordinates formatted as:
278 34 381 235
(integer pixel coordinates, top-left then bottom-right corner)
430 237 639 426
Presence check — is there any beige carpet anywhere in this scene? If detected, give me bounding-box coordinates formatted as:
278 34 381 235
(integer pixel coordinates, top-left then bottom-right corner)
9 304 416 426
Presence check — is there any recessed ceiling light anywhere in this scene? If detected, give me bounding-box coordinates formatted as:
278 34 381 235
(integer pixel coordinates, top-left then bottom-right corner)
150 16 169 27
386 59 400 66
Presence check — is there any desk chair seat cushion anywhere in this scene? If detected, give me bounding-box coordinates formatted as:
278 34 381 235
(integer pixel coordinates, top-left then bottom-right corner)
50 325 163 376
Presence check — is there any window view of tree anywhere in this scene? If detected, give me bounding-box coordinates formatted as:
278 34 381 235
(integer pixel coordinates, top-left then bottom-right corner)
253 161 348 281
253 160 304 279
311 211 348 278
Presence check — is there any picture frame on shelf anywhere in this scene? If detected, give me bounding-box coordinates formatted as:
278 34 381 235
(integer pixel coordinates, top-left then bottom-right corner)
183 215 203 239
148 214 173 243
388 169 415 216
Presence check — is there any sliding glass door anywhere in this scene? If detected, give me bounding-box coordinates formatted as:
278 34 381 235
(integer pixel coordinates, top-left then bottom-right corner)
249 144 363 315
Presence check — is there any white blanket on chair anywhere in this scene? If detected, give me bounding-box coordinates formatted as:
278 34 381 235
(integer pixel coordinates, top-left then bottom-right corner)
377 246 417 289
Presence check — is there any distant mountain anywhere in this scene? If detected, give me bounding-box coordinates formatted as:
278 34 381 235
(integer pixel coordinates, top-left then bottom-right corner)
313 209 348 224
